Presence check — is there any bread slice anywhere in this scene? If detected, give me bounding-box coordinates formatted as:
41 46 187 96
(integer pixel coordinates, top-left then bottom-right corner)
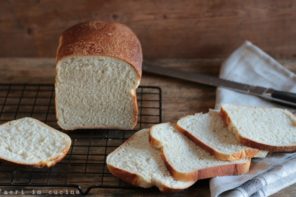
221 104 296 152
55 21 142 130
149 123 251 182
176 111 268 161
106 129 195 192
0 117 71 167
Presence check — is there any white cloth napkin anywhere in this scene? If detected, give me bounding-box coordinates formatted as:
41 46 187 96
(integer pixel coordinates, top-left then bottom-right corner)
210 41 296 197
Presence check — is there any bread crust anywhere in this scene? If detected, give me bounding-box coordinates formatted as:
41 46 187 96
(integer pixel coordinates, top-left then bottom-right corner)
55 21 142 130
149 125 251 182
56 21 142 78
176 121 259 161
220 107 296 152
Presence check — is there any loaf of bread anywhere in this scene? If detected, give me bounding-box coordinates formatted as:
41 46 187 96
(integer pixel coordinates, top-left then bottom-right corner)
177 111 268 161
55 21 142 130
221 104 296 152
149 123 251 182
106 129 195 192
0 117 71 167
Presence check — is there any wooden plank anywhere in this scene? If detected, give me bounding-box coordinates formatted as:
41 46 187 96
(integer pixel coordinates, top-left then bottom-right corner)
1 1 296 58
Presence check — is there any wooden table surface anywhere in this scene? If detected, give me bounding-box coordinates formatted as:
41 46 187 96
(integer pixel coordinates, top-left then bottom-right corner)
0 58 295 196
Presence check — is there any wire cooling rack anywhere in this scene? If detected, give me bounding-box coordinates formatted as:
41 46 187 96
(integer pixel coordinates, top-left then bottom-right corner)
0 84 162 195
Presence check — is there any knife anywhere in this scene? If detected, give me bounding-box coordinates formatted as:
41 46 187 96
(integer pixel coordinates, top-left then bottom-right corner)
143 62 296 108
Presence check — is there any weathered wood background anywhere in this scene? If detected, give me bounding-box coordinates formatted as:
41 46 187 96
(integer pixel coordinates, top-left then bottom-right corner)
1 0 296 58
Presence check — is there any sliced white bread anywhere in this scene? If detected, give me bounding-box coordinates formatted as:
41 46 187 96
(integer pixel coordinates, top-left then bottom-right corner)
106 129 195 192
221 104 296 152
177 111 268 161
56 21 142 130
149 123 251 182
0 117 71 167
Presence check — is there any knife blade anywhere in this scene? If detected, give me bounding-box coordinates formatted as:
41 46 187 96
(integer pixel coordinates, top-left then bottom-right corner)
143 63 296 108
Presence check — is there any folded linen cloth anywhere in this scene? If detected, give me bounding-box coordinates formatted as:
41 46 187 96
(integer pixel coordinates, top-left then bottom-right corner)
210 41 296 197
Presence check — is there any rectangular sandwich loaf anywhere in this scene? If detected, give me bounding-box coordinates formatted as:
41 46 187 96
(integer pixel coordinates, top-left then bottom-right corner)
55 21 142 130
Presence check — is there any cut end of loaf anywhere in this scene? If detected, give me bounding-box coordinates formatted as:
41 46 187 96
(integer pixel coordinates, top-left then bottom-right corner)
55 56 139 130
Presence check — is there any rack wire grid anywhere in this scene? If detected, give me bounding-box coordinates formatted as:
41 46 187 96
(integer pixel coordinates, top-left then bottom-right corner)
0 84 162 195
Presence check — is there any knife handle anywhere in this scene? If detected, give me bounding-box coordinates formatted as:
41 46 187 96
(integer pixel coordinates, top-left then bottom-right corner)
271 90 296 107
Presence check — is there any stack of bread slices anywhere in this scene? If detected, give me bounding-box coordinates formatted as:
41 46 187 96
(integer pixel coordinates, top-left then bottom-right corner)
107 104 296 192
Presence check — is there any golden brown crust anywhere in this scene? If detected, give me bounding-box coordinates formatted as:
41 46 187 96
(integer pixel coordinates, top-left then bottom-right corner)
176 122 259 161
220 108 232 126
148 129 163 149
220 107 296 152
56 20 142 78
149 125 251 182
131 89 139 129
197 160 251 180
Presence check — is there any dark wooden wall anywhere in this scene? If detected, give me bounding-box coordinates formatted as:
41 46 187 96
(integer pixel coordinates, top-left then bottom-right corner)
1 0 296 58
